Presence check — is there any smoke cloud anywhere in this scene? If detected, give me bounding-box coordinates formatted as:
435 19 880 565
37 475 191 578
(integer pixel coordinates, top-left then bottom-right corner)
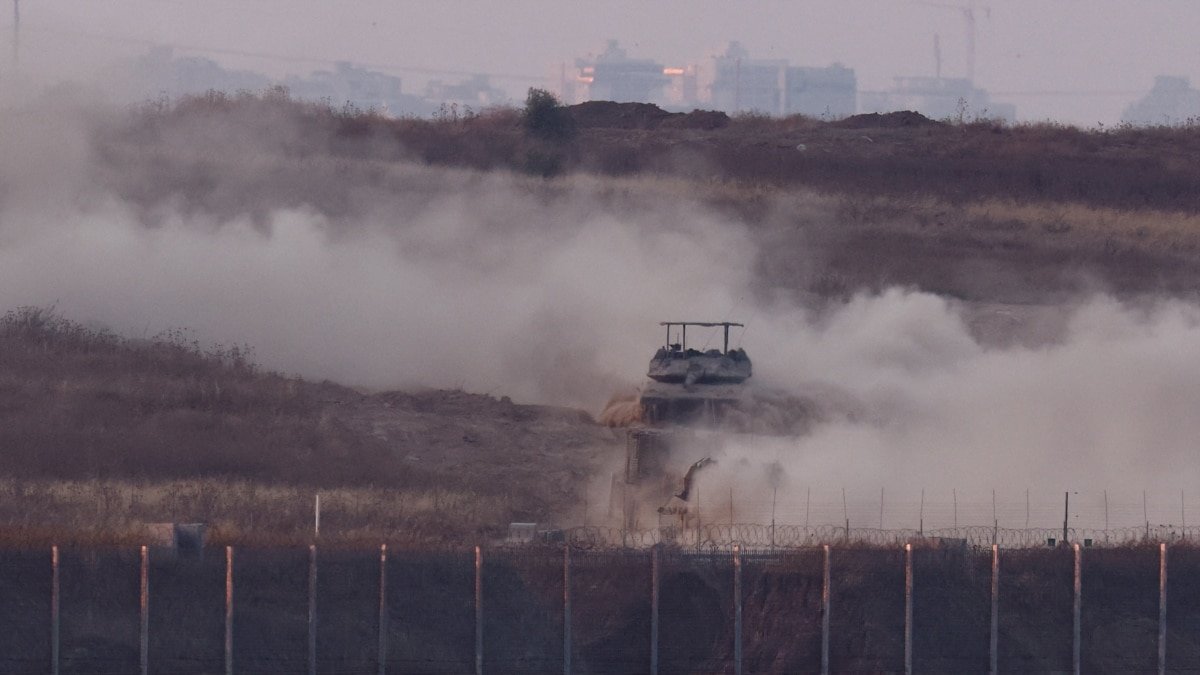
683 292 1200 531
0 92 757 406
2 92 1199 529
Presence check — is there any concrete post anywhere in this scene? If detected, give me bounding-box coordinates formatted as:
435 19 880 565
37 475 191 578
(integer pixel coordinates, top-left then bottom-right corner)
822 544 831 675
904 543 913 675
990 544 999 675
1073 543 1081 675
733 544 742 675
563 545 572 675
650 546 659 675
140 545 149 675
225 546 233 675
308 545 317 675
475 546 483 675
378 544 388 675
51 545 59 675
1159 543 1167 675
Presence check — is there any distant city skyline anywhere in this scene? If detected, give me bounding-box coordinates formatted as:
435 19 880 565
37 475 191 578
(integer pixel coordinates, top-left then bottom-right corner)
6 1 1200 125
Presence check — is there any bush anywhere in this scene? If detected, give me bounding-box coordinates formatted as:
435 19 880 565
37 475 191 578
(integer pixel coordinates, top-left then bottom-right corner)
521 88 575 141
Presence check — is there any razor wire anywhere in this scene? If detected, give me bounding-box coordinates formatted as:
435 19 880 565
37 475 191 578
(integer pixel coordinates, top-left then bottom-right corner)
552 522 1200 551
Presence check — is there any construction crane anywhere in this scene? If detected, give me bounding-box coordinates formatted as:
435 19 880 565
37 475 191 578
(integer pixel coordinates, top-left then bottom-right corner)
933 33 942 79
11 0 18 68
916 0 990 82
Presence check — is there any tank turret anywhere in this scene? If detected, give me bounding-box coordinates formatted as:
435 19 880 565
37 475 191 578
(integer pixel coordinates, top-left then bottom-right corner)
639 321 750 425
647 346 751 386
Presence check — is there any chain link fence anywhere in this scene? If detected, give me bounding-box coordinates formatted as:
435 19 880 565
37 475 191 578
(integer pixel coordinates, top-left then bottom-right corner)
0 540 1196 673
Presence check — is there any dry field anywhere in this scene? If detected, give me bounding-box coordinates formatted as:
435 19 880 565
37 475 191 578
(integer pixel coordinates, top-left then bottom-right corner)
6 92 1200 545
97 92 1200 303
0 307 616 547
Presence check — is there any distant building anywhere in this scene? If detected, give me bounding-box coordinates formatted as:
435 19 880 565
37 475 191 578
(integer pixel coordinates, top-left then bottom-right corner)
425 74 508 109
705 42 788 114
570 40 668 104
123 47 270 100
860 76 1015 122
285 62 437 116
664 42 856 118
283 62 405 113
1122 76 1200 126
783 64 857 118
118 49 438 117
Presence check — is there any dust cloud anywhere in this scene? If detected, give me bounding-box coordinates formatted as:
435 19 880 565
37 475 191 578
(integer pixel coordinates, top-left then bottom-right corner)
0 91 754 406
687 294 1200 530
2 91 1199 528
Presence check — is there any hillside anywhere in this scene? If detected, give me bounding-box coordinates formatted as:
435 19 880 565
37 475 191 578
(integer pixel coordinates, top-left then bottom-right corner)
96 93 1200 305
0 307 617 544
4 92 1200 543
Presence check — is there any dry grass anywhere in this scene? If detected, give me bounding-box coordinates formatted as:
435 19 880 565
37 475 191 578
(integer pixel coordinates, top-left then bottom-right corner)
962 199 1200 249
0 306 384 484
109 91 1200 212
0 307 608 547
91 91 1200 303
0 476 513 548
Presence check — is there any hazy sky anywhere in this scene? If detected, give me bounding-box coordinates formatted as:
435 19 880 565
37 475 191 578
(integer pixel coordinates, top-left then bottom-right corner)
9 2 1200 124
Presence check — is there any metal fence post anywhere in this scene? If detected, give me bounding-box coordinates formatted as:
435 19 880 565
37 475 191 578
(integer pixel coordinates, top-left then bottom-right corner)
51 545 59 675
378 544 388 675
904 543 913 675
475 545 483 675
822 544 830 675
1073 543 1081 675
563 545 572 675
140 545 149 675
308 544 317 675
225 546 233 675
990 544 999 675
1159 543 1167 675
650 546 659 675
733 544 742 675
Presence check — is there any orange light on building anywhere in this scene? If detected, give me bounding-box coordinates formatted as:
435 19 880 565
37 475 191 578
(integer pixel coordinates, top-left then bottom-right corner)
663 67 686 76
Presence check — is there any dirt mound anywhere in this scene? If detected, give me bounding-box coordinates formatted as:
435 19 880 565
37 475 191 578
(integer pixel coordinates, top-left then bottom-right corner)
662 108 731 130
567 101 729 130
834 110 944 129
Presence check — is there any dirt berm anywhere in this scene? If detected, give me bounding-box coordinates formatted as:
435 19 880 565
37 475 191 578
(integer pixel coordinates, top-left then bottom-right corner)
567 100 731 130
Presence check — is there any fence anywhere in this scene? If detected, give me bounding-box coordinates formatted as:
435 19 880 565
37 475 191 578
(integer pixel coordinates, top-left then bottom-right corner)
563 522 1200 551
655 487 1200 536
3 540 1200 673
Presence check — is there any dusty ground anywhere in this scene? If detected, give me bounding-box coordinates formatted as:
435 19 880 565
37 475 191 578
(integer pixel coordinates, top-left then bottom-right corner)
334 388 620 518
0 308 620 543
5 94 1200 543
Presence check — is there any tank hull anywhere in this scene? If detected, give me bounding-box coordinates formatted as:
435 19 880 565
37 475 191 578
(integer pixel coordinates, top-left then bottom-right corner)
639 380 746 426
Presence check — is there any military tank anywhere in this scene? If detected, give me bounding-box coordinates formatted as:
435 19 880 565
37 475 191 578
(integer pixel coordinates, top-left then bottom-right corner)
611 322 751 530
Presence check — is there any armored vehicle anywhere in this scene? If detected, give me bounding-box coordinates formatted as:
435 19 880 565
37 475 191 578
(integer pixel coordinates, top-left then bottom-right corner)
613 322 751 530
